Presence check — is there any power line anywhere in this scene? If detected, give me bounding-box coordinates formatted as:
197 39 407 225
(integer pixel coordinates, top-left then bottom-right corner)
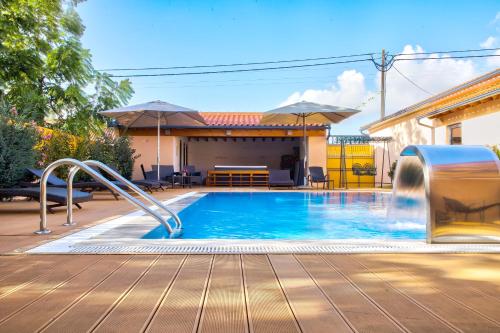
107 58 373 78
99 52 376 72
394 54 500 61
392 65 434 95
100 47 500 73
394 47 500 56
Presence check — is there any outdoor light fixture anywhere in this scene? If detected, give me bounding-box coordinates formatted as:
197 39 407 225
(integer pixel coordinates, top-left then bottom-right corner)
164 129 171 135
225 130 232 136
286 130 293 136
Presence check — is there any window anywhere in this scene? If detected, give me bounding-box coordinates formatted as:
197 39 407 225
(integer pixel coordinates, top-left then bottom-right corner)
448 123 462 145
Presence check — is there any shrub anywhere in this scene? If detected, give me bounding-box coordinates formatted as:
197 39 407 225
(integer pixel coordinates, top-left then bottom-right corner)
35 127 80 178
388 161 397 183
79 134 138 180
112 136 137 179
0 120 38 187
491 145 500 160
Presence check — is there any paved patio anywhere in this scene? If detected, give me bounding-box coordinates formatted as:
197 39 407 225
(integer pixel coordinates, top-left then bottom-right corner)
0 188 499 332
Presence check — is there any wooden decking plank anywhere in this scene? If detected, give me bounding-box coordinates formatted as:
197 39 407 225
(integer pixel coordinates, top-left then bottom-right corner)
296 254 405 333
146 255 213 333
198 255 248 333
0 255 100 322
40 255 156 333
384 254 500 303
0 255 26 275
322 254 458 333
242 255 300 333
356 254 500 330
93 255 186 333
268 254 352 333
0 255 129 333
0 255 76 296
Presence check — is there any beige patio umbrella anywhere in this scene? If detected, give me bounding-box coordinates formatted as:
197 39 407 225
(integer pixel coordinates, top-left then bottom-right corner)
100 100 205 180
261 101 360 185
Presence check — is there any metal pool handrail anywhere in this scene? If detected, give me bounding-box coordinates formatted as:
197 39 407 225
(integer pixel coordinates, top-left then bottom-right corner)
67 160 182 230
36 158 181 236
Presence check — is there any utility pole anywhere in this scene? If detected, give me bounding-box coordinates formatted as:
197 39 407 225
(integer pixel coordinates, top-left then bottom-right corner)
380 49 386 119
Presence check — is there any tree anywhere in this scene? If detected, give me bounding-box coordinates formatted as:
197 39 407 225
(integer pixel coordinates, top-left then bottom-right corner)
0 0 133 130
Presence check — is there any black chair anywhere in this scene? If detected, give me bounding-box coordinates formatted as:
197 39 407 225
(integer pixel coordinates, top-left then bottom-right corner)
0 187 93 213
268 169 294 189
151 164 179 184
308 166 333 189
185 165 203 185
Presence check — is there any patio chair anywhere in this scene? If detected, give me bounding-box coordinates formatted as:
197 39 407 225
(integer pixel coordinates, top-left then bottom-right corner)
185 165 203 185
152 164 182 187
0 187 93 213
268 169 294 189
308 166 333 189
25 168 122 200
141 165 171 188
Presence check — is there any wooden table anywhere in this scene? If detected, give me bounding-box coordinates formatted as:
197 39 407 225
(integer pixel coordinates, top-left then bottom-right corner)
207 170 269 187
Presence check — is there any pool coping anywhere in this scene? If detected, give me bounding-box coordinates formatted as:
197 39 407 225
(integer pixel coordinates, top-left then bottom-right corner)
25 191 500 254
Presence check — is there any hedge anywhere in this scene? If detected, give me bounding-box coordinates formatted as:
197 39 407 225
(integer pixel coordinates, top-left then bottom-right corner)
0 121 38 187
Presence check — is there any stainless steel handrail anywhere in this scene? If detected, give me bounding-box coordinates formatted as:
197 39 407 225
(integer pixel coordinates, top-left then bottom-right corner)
36 158 181 236
66 160 181 230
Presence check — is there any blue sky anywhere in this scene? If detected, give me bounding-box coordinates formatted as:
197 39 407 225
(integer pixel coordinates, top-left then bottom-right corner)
77 1 500 133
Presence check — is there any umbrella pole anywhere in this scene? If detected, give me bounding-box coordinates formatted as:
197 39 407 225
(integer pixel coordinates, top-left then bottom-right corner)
157 113 161 181
303 115 308 186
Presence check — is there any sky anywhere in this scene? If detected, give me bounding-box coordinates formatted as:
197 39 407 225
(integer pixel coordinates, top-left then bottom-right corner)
77 1 500 134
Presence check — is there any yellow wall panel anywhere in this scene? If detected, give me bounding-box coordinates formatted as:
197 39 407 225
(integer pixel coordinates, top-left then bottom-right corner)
327 144 375 188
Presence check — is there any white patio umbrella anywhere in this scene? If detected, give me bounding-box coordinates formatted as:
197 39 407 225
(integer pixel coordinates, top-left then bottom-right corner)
260 101 360 185
100 100 205 180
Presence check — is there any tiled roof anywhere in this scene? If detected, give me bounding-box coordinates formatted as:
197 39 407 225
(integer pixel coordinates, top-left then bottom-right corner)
200 112 263 126
200 112 325 127
361 68 500 131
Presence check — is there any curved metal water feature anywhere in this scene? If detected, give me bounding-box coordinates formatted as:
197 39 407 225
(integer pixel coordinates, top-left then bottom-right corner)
393 145 500 243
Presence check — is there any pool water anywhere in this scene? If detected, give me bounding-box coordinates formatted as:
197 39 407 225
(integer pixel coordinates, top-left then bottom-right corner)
143 192 426 240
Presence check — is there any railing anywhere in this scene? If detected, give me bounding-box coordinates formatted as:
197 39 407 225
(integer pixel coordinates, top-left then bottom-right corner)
36 158 182 236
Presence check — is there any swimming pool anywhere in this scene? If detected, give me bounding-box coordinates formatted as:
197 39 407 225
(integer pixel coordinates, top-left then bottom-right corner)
143 192 426 240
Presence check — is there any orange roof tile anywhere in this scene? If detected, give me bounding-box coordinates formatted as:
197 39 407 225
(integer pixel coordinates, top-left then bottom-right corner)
200 112 263 126
199 112 324 127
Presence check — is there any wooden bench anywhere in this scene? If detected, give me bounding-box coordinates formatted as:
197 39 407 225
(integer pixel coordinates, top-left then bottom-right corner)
207 167 269 187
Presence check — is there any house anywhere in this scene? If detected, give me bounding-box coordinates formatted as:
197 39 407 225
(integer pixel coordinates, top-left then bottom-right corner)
362 69 500 184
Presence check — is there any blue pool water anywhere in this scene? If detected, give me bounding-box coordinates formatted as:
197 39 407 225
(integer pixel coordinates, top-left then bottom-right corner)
143 192 426 240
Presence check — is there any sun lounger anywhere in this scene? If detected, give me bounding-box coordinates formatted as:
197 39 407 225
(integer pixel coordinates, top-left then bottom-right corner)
268 169 294 189
25 168 123 200
0 187 93 213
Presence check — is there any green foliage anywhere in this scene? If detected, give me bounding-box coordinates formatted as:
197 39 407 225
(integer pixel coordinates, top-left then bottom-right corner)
0 112 37 188
36 131 139 180
388 161 397 182
491 145 500 160
112 137 137 179
0 0 133 132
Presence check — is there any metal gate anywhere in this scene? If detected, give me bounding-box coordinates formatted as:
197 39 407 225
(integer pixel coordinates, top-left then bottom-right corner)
327 144 376 188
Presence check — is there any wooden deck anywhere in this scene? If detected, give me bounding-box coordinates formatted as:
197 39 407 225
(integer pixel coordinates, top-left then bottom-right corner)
1 189 500 332
0 253 499 332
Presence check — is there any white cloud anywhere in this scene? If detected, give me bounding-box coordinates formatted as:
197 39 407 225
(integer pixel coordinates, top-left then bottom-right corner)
280 70 372 109
480 36 497 48
487 49 500 67
279 44 480 133
492 11 500 25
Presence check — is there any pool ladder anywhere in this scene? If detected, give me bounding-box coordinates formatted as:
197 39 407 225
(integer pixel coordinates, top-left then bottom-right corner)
35 158 182 236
